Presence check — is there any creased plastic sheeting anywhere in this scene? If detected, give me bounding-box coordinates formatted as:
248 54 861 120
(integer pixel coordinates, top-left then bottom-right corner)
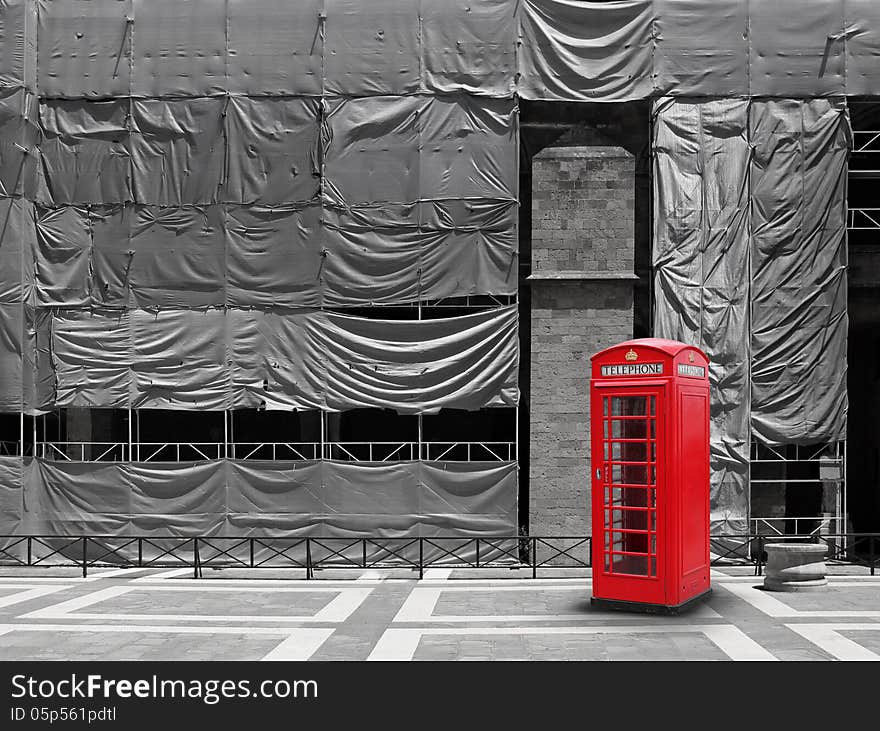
0 196 35 413
230 307 520 413
0 303 24 411
36 0 131 98
322 202 518 306
0 0 24 86
518 0 654 101
750 99 849 445
324 0 421 96
323 95 517 207
44 306 519 413
225 204 323 308
421 0 517 97
0 0 35 89
749 0 846 97
130 0 226 98
15 459 518 561
130 98 225 207
29 202 517 310
37 99 130 205
313 307 518 413
652 0 749 97
0 196 35 306
25 0 880 101
846 0 880 97
108 205 226 309
0 86 38 198
34 205 90 307
225 97 321 206
226 0 323 97
0 456 23 546
653 98 750 536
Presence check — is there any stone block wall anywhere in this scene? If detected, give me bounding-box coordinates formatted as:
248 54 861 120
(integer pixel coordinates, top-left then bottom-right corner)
528 146 636 555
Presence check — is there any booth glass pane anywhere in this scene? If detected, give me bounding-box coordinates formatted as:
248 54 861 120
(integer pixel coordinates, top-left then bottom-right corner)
610 396 647 416
611 553 649 576
606 486 650 508
608 508 649 532
610 441 648 462
611 464 649 484
609 531 650 553
609 419 648 439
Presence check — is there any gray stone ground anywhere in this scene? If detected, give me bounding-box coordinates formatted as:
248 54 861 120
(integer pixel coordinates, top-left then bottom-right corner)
0 565 878 661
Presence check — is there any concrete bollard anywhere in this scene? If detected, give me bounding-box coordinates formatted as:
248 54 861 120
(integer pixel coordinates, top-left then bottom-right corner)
763 543 828 591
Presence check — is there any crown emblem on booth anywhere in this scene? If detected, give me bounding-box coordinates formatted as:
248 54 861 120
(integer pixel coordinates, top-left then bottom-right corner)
625 349 638 361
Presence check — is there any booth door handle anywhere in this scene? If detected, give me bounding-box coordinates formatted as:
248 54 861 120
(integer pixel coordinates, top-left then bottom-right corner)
595 467 602 481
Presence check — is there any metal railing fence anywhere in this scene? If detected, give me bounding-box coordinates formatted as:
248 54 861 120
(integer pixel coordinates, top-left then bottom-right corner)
1 533 878 579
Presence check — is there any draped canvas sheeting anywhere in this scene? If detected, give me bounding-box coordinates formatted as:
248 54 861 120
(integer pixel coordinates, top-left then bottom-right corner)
652 98 751 535
520 0 880 99
653 98 849 533
0 456 22 534
7 1 880 100
9 457 518 541
750 99 849 445
41 306 518 413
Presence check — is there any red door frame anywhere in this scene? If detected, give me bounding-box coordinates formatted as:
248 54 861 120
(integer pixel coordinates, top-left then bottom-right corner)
591 381 666 606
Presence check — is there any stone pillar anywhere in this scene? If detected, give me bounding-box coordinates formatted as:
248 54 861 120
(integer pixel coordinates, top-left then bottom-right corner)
528 146 637 555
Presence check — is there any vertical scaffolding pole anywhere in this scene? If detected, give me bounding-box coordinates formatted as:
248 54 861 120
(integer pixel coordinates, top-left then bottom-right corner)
417 291 423 461
223 410 228 460
127 408 132 462
320 410 325 460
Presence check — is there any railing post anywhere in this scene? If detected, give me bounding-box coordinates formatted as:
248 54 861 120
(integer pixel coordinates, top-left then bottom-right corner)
137 538 142 567
362 539 367 569
306 538 312 580
81 536 88 579
418 538 423 580
871 536 876 577
250 538 255 568
193 538 199 579
532 536 537 579
475 538 480 568
26 536 31 566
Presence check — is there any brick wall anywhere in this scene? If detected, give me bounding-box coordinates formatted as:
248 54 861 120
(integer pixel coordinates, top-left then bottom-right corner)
528 146 636 554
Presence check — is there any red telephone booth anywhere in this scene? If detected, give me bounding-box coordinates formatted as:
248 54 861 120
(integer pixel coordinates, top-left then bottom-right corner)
590 338 711 613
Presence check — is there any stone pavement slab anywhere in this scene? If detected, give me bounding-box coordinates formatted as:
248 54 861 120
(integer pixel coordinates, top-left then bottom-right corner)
0 566 877 661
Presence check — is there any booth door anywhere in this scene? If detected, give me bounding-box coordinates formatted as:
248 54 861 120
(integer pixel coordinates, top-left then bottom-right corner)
600 391 661 594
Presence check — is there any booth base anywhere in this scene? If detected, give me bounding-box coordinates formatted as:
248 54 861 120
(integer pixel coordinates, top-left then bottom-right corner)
590 589 712 616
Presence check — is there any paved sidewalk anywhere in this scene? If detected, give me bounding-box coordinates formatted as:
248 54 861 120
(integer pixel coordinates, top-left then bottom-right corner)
1 565 878 661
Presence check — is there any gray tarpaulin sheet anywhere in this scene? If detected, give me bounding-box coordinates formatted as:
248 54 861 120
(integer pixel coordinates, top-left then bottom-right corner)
750 99 849 445
0 456 22 536
16 1 880 99
518 0 654 101
0 0 35 90
0 86 37 198
5 459 517 562
653 98 751 535
43 306 518 413
29 201 518 310
653 97 849 533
